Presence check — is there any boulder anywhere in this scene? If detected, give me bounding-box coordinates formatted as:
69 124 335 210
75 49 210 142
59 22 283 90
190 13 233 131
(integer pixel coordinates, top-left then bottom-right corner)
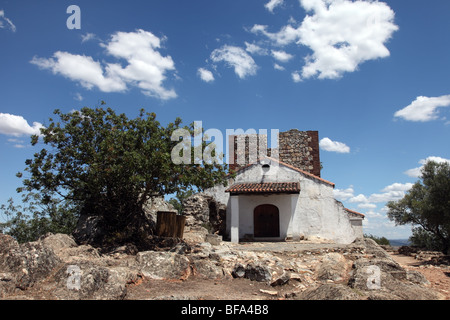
38 233 77 253
0 234 61 292
348 249 444 300
49 261 141 300
143 196 177 227
231 263 246 278
136 251 191 280
244 263 272 282
191 258 224 279
182 193 226 235
270 271 291 287
297 284 363 300
317 252 351 282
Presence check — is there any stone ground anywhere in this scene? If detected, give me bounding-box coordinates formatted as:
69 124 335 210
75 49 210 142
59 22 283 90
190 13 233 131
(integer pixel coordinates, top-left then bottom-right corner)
125 240 345 300
125 241 450 300
2 234 448 301
389 252 450 300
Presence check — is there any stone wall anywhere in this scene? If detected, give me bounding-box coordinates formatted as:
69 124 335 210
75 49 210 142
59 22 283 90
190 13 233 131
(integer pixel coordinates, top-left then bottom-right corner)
277 130 321 177
229 129 321 177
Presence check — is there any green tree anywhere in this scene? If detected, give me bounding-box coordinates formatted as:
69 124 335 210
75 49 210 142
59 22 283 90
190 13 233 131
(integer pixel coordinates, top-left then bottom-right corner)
13 106 228 246
0 193 78 243
387 161 450 254
364 234 390 246
168 190 195 214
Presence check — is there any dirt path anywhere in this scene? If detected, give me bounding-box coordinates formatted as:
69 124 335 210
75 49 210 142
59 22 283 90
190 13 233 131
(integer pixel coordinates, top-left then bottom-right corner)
389 253 450 300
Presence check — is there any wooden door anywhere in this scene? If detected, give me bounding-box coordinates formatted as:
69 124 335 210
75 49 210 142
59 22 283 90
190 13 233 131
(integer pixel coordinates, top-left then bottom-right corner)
254 204 280 238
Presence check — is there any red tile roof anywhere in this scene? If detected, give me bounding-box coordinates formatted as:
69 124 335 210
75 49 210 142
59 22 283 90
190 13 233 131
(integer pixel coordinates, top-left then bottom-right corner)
225 182 300 195
228 156 335 187
345 208 365 218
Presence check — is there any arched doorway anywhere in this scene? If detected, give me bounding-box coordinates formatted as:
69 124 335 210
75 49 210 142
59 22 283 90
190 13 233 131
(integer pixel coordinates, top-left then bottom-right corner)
254 204 280 238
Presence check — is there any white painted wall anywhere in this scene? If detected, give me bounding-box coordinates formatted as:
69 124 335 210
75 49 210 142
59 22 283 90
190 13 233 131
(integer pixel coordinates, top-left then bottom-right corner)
207 160 358 244
236 193 294 240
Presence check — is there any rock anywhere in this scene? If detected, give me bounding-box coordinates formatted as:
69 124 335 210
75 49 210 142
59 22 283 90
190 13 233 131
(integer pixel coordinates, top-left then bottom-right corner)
317 252 351 282
260 289 278 296
55 244 101 264
231 263 246 278
143 196 177 227
244 263 272 282
348 243 445 300
182 193 226 235
39 233 78 253
50 261 139 300
398 246 420 256
191 259 224 279
350 257 407 285
205 234 222 246
0 235 61 292
406 270 429 285
270 271 291 287
296 284 363 300
183 226 208 244
109 243 139 256
136 251 191 280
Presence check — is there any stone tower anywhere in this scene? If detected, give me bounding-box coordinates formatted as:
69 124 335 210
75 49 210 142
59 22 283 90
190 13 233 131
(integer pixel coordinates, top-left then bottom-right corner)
228 129 321 177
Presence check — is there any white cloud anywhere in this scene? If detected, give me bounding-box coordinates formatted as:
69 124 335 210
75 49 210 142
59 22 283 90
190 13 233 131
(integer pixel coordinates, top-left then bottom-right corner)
31 52 127 93
0 9 16 32
31 29 177 100
274 63 285 71
252 0 398 79
197 68 215 82
271 50 294 63
349 194 369 203
357 203 377 209
405 156 450 178
251 24 301 47
298 0 398 79
368 182 413 203
291 71 302 82
335 182 413 210
74 92 83 101
333 186 354 201
381 182 414 193
394 95 450 122
265 0 284 13
0 113 44 137
319 137 350 153
245 42 268 56
7 138 27 149
210 45 258 79
81 32 96 43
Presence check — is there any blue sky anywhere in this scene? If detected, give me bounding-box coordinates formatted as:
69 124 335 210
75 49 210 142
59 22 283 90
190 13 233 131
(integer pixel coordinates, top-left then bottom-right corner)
1 0 450 239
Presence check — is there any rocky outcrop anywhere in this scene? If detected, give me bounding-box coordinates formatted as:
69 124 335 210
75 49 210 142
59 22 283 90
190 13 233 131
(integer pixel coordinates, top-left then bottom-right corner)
182 193 226 235
0 234 445 300
136 251 191 280
0 234 61 295
73 196 176 246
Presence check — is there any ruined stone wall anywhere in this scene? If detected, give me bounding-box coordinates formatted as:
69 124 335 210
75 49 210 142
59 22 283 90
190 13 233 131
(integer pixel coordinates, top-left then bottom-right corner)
229 129 321 177
277 130 321 177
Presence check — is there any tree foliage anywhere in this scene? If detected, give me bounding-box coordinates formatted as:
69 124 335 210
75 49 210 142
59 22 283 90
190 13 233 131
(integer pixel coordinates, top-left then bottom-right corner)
364 234 390 246
0 193 78 243
10 106 229 245
387 161 450 253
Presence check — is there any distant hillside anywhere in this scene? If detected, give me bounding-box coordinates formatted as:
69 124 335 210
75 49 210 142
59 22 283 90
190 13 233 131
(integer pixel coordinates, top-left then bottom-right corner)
388 239 411 247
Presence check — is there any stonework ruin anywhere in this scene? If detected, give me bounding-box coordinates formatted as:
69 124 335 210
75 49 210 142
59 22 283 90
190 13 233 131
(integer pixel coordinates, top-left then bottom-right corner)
229 129 321 177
